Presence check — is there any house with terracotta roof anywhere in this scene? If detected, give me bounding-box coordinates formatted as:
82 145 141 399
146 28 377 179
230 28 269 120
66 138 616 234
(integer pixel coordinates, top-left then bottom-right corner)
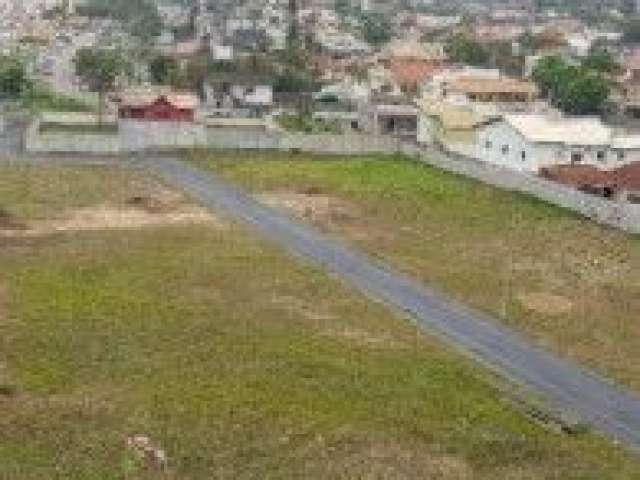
379 39 447 93
115 89 205 151
115 89 199 122
438 73 538 105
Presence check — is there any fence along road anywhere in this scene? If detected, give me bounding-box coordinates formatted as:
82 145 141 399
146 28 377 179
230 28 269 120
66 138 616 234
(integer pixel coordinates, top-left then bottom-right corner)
144 156 640 452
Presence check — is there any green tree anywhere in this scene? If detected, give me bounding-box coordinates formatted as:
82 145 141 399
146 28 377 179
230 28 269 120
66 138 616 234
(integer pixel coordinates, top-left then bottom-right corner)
0 55 29 98
360 12 392 46
335 0 353 17
622 16 640 44
149 55 179 85
531 55 569 98
560 72 611 115
581 48 620 75
445 34 490 67
74 48 130 122
78 0 162 41
532 56 611 115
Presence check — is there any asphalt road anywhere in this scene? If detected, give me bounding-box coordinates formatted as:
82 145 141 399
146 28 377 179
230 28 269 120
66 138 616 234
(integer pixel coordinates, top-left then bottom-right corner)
0 119 24 156
143 156 640 451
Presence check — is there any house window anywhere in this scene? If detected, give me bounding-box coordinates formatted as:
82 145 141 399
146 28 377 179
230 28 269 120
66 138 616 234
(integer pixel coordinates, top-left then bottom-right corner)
571 152 583 164
597 150 605 162
618 150 625 161
521 150 526 161
485 140 492 149
350 120 359 130
501 145 509 155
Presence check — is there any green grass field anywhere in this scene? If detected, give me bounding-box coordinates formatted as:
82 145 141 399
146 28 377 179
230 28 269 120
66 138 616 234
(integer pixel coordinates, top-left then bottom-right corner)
189 151 640 394
1 163 639 478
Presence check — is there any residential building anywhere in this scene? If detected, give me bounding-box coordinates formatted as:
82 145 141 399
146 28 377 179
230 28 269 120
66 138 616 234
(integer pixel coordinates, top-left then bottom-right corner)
476 114 624 172
116 90 199 122
361 102 418 138
416 100 489 156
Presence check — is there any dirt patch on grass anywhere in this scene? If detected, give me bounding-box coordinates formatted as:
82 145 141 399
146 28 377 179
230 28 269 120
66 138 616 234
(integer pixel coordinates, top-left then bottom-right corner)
0 199 222 237
39 204 219 233
322 326 402 349
257 191 395 246
271 295 335 321
258 192 358 226
123 184 187 214
517 292 573 316
0 208 27 231
316 435 473 479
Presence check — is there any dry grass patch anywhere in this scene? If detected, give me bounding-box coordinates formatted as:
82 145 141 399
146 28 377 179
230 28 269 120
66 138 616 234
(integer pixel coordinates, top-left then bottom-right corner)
321 326 403 350
516 292 573 316
258 191 358 226
257 190 395 245
303 432 473 479
0 165 224 237
1 203 219 237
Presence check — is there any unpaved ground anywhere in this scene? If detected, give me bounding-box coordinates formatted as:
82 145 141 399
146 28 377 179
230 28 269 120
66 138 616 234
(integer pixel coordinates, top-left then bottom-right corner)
0 184 223 237
517 292 574 316
257 191 395 246
257 192 358 226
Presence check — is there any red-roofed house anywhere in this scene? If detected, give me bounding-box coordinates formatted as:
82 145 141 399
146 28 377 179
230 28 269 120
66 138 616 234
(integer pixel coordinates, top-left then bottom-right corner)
116 91 199 122
380 40 447 93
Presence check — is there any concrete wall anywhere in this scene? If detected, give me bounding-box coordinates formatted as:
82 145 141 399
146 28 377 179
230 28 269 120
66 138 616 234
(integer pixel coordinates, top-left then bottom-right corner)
119 120 207 151
25 119 120 154
410 143 640 235
204 128 401 154
25 121 401 156
22 118 640 234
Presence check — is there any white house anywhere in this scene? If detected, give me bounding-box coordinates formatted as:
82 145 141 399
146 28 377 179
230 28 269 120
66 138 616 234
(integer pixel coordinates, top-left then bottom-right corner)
476 114 619 172
211 44 234 61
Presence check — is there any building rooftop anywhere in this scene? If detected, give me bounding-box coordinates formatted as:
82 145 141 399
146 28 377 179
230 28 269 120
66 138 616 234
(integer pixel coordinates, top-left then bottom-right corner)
448 77 538 96
504 114 612 146
115 88 200 110
416 100 486 130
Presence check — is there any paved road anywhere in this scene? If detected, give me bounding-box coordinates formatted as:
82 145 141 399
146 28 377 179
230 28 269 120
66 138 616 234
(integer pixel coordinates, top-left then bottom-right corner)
0 118 25 156
143 156 640 451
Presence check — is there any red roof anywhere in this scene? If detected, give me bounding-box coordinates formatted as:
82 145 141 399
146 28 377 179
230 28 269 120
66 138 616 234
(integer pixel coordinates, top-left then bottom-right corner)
613 162 640 191
541 162 640 192
389 60 443 90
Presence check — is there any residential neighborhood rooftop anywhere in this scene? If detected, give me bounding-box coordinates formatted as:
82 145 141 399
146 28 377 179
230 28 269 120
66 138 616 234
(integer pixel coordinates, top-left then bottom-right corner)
504 114 612 145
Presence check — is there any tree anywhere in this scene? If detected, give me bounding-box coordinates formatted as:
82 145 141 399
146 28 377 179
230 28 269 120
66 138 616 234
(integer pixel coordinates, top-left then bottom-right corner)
74 48 130 122
531 55 569 98
78 0 162 41
581 48 620 75
0 55 29 99
445 34 490 67
149 55 180 85
359 12 392 46
532 56 611 115
335 0 353 17
622 16 640 44
560 73 611 115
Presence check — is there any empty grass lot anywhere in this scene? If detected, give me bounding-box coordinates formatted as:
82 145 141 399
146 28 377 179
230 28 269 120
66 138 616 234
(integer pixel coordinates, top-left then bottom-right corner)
189 151 640 393
0 163 639 478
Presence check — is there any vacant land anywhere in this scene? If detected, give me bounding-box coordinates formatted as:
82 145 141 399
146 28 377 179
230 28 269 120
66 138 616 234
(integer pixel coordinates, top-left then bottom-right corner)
0 163 638 478
190 151 640 392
